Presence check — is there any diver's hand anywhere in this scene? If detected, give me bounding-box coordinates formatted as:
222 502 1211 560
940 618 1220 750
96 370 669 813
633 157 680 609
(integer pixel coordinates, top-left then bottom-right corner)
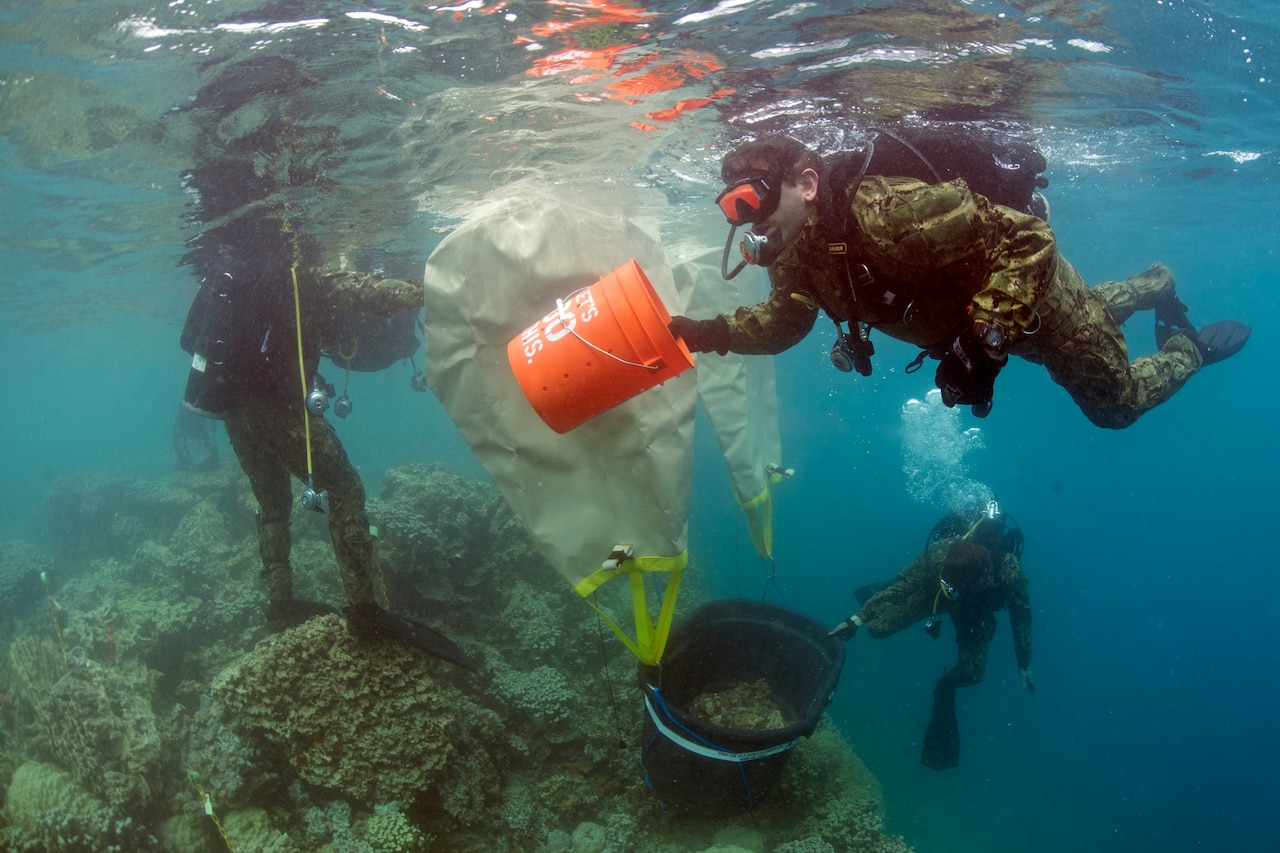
1020 667 1035 694
668 315 730 355
936 321 1008 418
829 618 859 642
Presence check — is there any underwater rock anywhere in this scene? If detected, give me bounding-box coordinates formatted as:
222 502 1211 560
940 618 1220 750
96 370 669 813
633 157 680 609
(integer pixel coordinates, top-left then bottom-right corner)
6 637 66 697
3 759 163 850
370 463 542 607
0 541 49 615
221 806 301 853
30 659 162 812
45 468 242 571
4 760 105 837
210 613 501 807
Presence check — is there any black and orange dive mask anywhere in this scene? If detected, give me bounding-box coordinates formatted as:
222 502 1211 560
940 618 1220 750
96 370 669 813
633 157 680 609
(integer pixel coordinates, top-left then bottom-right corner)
715 176 781 226
717 175 785 279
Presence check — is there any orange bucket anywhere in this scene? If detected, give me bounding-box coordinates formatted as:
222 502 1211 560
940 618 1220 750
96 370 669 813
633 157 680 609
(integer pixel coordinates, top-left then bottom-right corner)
508 260 694 433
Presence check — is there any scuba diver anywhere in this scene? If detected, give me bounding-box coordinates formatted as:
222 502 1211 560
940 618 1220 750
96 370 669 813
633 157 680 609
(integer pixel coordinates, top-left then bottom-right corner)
829 500 1032 770
175 58 469 670
668 133 1251 428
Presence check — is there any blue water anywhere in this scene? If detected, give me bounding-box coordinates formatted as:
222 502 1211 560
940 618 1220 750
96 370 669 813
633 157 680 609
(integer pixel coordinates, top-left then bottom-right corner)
2 1 1278 851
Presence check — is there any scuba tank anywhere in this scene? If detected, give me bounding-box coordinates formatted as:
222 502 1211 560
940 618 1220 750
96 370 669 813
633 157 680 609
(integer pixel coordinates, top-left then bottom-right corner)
180 273 238 419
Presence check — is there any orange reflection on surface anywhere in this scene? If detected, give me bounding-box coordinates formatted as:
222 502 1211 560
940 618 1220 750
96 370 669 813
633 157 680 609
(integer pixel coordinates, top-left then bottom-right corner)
529 0 654 38
520 0 727 129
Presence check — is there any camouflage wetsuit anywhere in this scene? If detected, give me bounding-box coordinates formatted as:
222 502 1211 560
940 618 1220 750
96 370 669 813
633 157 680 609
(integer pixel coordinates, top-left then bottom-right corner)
719 176 1201 429
222 270 422 606
858 538 1032 689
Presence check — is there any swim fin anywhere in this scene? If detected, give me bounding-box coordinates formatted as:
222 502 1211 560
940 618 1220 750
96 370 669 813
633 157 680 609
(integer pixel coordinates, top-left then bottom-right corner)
1191 319 1251 365
345 603 475 671
267 599 340 632
854 580 891 607
921 679 960 771
1155 297 1251 365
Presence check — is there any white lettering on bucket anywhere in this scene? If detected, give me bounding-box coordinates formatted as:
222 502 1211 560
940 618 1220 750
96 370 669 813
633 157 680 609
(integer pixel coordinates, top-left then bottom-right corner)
574 288 600 323
519 324 544 362
519 288 602 364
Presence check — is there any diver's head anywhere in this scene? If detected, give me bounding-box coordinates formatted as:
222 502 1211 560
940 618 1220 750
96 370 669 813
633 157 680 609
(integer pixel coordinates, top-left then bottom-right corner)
943 538 989 591
717 135 821 269
967 499 1007 551
927 497 1018 556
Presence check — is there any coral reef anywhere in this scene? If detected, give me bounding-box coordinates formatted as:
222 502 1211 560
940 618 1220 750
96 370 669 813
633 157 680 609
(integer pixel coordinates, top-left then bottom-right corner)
28 660 162 811
209 613 500 806
1 461 915 852
4 760 162 852
0 540 49 614
367 463 542 616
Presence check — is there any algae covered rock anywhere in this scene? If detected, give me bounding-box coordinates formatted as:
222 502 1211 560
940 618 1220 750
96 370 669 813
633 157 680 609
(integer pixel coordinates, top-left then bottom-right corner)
4 760 162 851
29 661 162 812
4 760 106 836
0 540 49 612
210 613 501 806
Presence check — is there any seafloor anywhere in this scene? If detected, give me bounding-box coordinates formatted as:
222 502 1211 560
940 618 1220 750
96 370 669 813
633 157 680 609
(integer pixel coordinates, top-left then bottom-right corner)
0 462 913 853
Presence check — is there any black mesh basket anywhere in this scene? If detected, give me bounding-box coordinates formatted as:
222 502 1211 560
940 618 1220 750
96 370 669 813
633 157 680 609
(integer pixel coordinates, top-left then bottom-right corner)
639 599 845 814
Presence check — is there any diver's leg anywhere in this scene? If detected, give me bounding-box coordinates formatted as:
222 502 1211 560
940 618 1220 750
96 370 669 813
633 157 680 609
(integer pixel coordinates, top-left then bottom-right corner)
941 611 997 690
1019 258 1201 429
1094 262 1178 325
225 403 294 602
306 417 377 606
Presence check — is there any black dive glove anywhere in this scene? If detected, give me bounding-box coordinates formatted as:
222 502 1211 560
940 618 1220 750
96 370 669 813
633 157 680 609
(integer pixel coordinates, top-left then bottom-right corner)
935 321 1009 418
828 618 858 641
669 315 731 355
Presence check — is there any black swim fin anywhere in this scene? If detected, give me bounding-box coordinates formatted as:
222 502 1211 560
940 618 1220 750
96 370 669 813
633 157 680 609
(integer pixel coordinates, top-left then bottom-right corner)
1192 319 1251 365
1155 296 1251 365
921 679 960 771
854 580 891 607
345 603 475 671
267 599 340 632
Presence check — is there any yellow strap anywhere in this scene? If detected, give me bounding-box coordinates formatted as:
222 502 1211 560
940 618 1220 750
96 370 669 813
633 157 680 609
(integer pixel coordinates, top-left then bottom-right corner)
735 468 787 560
574 551 687 666
290 264 316 481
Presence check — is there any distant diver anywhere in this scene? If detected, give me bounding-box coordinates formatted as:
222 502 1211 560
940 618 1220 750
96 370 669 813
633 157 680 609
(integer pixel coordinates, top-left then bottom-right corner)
831 499 1033 770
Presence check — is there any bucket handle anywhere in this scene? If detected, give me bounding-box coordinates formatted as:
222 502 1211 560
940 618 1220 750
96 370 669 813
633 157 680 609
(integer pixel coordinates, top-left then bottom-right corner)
557 293 662 372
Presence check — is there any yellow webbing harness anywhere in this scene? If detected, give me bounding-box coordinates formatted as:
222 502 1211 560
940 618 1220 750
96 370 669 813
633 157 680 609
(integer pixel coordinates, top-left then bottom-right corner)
736 464 791 560
573 548 687 667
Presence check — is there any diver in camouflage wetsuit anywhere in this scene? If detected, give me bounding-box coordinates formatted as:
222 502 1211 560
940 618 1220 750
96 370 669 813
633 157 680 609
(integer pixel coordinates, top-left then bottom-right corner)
670 135 1250 428
830 503 1032 770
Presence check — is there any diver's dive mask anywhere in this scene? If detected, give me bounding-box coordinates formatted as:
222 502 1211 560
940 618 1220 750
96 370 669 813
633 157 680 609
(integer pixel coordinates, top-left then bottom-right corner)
717 175 785 279
716 176 780 226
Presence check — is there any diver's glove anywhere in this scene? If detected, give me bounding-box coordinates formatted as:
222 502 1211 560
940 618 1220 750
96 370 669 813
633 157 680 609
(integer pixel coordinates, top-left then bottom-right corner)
344 602 474 671
668 315 731 355
1020 666 1036 694
828 616 860 642
936 320 1008 418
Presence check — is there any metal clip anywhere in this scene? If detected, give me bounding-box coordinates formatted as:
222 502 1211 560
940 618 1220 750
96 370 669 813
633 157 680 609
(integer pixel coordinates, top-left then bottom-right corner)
602 545 635 572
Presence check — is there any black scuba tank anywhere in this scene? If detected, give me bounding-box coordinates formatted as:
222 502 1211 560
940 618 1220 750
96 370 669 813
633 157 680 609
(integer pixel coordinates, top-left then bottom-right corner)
180 273 238 419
